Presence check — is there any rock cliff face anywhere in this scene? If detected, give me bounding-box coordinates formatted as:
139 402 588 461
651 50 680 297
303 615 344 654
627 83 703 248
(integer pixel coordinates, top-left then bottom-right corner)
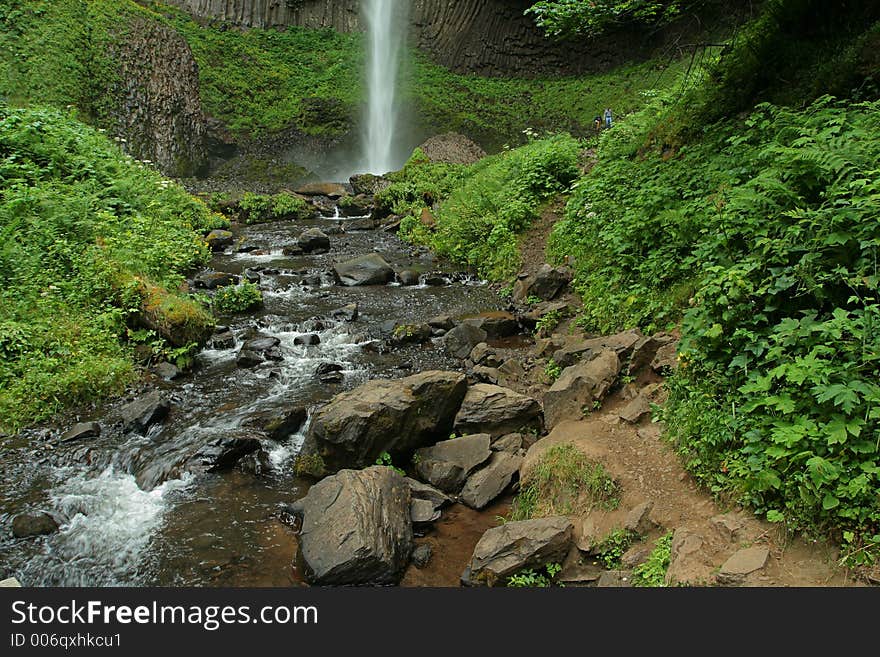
165 0 636 76
109 17 208 177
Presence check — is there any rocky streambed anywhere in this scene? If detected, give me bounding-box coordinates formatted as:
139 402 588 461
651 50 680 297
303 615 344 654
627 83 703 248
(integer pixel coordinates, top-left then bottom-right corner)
4 178 831 589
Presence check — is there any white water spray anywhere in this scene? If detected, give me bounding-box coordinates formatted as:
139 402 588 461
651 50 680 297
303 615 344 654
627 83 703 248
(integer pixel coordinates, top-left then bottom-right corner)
362 0 407 174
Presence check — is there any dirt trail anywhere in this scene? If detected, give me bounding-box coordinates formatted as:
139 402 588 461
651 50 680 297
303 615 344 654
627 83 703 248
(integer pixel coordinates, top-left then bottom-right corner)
404 191 870 588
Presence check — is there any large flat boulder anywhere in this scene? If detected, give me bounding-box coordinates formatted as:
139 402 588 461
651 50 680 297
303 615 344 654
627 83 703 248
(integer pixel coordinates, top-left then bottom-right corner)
300 371 468 474
414 434 492 493
462 516 573 586
543 350 620 429
291 466 413 585
332 253 394 286
454 384 543 438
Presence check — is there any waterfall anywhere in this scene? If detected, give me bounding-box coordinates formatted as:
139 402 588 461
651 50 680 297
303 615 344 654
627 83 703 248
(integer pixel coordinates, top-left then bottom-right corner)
362 0 407 175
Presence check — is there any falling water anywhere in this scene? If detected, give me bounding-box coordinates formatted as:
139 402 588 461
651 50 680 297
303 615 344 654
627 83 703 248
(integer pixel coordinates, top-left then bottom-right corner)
362 0 407 174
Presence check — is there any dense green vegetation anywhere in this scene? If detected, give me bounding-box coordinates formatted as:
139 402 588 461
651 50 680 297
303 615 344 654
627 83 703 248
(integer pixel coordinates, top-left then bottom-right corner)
408 53 693 152
162 5 363 138
526 0 686 38
0 0 158 124
0 105 224 433
543 1 880 554
379 134 580 279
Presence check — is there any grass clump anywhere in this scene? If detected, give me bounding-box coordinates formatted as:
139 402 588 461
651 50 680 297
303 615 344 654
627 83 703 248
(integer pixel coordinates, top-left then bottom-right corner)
510 443 619 520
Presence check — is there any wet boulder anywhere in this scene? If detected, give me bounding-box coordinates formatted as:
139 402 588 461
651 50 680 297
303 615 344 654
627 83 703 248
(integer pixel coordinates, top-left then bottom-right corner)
462 516 573 586
193 271 237 290
291 466 413 585
397 270 420 286
299 371 468 474
453 384 543 438
338 194 374 217
413 434 492 494
210 330 236 350
12 512 59 538
121 391 170 435
189 435 262 472
295 182 348 198
246 407 307 441
297 228 331 254
294 333 321 346
349 173 390 196
60 421 101 443
205 229 234 252
237 334 283 367
329 303 359 322
332 254 394 287
443 323 488 359
315 362 344 384
153 362 181 381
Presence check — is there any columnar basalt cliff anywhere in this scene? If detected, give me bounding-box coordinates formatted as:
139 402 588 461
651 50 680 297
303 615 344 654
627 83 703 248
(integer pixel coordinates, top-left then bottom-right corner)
109 17 209 177
166 0 639 76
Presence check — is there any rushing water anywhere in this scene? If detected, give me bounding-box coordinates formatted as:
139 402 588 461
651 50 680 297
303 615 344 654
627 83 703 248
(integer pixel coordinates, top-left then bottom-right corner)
362 0 408 174
0 203 503 586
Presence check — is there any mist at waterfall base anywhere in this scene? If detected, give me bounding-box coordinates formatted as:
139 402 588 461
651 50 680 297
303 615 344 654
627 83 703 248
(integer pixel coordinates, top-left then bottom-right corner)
309 0 415 182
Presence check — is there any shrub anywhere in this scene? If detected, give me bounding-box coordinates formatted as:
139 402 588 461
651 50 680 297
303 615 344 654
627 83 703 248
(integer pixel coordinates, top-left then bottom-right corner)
0 105 223 431
212 283 263 315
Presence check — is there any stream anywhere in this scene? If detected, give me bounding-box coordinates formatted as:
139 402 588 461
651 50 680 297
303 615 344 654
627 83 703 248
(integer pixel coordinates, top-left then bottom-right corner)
0 200 503 586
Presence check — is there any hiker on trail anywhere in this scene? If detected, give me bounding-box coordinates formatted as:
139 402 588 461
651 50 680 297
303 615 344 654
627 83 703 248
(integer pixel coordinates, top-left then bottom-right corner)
593 115 602 133
604 108 613 129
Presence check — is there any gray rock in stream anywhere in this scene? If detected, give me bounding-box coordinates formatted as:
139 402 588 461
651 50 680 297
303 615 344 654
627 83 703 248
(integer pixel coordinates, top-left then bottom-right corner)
297 228 331 254
60 421 101 443
291 466 413 585
443 323 488 359
189 436 262 472
300 371 468 474
121 391 170 435
332 253 394 286
12 512 59 538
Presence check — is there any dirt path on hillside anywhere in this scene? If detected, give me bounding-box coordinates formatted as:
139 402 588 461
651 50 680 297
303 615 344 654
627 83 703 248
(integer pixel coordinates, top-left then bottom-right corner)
404 189 873 588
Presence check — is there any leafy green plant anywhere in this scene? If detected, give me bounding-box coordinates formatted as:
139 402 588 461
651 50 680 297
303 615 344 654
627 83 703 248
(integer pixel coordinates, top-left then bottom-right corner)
0 105 223 432
632 531 673 586
593 529 637 569
510 444 619 520
375 451 405 476
505 562 563 588
526 0 683 39
212 283 263 315
535 309 562 336
544 358 562 382
394 135 581 280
